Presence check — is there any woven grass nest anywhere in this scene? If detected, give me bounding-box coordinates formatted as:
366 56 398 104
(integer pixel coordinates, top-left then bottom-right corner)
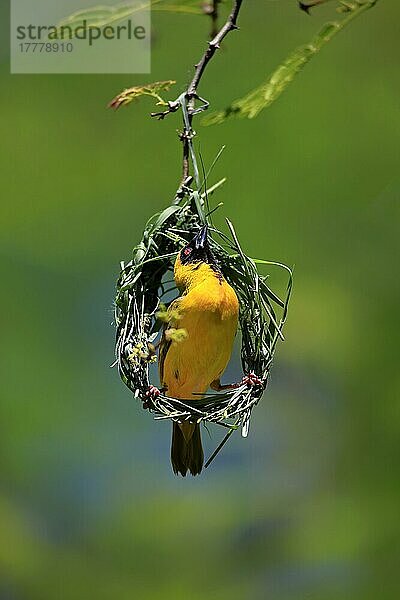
114 186 292 445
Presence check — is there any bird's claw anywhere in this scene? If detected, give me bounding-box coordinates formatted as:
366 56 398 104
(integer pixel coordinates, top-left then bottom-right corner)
241 372 263 387
143 385 161 408
145 385 161 399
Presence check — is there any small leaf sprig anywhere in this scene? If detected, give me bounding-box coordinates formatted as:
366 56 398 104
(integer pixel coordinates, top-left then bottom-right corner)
56 0 203 35
108 80 176 111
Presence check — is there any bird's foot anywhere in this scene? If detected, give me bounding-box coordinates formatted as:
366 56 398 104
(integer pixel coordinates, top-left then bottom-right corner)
240 372 263 387
145 385 161 398
143 385 161 409
210 372 263 392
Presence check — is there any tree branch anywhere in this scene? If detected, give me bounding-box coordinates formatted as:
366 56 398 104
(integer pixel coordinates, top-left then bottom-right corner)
188 0 243 98
150 1 244 191
181 0 243 183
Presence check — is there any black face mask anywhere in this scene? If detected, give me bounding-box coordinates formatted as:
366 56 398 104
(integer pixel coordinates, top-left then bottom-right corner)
180 226 209 266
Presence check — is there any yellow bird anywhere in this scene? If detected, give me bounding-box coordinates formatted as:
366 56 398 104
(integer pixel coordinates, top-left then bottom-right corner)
159 226 239 476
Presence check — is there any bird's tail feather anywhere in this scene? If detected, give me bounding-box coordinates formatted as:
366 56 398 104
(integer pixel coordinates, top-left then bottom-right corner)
171 422 204 476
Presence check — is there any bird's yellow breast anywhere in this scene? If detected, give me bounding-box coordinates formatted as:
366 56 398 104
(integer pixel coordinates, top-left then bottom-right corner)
162 262 239 400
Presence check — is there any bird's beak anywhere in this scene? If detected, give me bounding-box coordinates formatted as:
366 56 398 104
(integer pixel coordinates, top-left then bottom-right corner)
194 225 209 250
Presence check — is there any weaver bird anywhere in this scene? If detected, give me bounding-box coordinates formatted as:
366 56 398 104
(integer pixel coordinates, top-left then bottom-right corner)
159 225 239 476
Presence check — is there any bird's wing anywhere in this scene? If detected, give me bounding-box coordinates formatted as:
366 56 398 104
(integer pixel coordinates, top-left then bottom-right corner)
158 298 182 387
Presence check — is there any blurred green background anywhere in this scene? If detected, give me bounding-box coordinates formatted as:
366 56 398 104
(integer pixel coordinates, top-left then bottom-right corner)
1 1 399 599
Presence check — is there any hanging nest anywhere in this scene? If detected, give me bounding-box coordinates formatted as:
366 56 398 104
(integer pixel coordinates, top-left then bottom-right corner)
114 186 292 441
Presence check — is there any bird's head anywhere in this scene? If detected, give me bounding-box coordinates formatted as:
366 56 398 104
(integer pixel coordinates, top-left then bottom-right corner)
174 225 219 289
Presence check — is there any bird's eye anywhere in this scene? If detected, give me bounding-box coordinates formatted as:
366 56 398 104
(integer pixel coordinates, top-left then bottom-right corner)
183 248 192 256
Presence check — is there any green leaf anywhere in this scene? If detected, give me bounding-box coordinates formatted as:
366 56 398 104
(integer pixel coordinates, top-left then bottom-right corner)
56 2 150 32
56 0 203 35
152 2 203 15
203 0 380 125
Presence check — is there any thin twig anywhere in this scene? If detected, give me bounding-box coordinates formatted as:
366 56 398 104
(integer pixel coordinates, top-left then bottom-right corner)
212 0 221 38
181 130 191 182
203 0 222 40
151 1 244 185
299 0 335 14
150 99 180 120
182 0 243 182
188 0 243 98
